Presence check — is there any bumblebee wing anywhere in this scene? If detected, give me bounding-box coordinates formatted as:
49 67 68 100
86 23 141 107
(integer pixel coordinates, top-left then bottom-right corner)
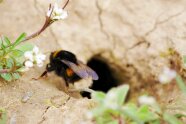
61 60 89 78
77 60 99 80
61 60 98 80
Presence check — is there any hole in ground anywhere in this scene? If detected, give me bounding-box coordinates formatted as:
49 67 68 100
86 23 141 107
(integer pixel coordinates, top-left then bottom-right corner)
81 57 120 98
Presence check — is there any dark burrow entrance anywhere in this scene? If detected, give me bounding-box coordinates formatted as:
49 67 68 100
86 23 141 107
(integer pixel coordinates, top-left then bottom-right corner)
81 57 119 98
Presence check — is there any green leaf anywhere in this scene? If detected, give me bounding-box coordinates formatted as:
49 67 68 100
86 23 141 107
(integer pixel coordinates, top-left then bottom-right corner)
137 105 159 122
183 55 186 64
16 66 26 72
150 103 162 114
0 108 7 124
107 120 118 124
10 49 24 58
175 75 186 94
122 105 159 124
15 61 22 66
0 41 5 49
0 52 3 57
130 122 138 124
105 84 129 106
95 112 116 124
17 43 34 52
91 91 106 103
12 33 26 47
115 84 129 105
6 58 14 68
150 120 161 124
163 113 182 124
12 72 20 80
0 36 11 48
175 113 186 118
122 104 142 124
92 106 106 117
4 36 11 46
0 73 12 81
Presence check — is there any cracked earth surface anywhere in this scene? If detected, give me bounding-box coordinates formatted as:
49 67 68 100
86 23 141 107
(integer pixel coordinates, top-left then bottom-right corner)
1 0 186 123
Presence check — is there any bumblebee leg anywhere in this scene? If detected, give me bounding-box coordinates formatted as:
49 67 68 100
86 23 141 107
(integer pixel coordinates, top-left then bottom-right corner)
65 80 69 87
32 71 48 80
63 85 69 94
61 69 69 87
64 74 69 87
58 68 70 94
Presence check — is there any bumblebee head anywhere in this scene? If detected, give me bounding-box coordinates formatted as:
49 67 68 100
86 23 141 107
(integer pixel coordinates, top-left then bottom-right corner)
46 63 54 72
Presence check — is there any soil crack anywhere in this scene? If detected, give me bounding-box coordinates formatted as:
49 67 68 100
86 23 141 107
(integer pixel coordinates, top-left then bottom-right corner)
95 0 110 40
38 106 50 124
145 9 185 36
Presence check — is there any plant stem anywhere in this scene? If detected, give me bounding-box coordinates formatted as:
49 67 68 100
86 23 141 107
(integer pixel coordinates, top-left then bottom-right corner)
23 0 69 42
62 0 69 9
0 0 70 74
22 17 52 42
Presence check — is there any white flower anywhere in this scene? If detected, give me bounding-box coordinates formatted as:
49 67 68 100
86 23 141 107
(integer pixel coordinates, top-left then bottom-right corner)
47 8 53 17
37 62 44 67
25 61 33 68
47 3 68 20
33 46 39 54
138 95 156 105
24 51 34 61
158 67 177 84
36 53 46 61
24 46 46 69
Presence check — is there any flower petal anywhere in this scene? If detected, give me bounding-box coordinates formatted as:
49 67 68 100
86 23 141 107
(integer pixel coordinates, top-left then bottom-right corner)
24 51 34 61
138 95 156 105
158 67 176 84
33 46 39 54
51 3 68 20
25 61 34 68
36 54 46 61
37 62 43 67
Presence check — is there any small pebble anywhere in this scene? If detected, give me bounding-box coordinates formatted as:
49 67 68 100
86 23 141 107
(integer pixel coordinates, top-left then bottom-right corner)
10 113 16 124
21 91 33 103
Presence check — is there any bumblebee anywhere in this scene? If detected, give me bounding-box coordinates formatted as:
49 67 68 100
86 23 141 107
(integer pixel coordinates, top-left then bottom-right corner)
39 50 98 87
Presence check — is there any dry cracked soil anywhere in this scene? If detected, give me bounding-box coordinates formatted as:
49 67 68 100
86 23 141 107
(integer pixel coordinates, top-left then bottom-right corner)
1 0 186 123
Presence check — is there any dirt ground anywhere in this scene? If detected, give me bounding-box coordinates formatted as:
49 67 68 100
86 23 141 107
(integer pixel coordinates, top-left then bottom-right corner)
1 0 186 123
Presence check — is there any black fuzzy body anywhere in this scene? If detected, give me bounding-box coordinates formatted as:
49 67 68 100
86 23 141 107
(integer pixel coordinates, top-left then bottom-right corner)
46 50 81 86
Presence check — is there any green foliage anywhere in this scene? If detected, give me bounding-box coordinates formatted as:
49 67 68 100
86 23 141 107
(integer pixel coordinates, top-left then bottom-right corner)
178 56 186 94
176 75 186 94
122 104 159 124
183 55 186 65
0 108 7 124
176 75 186 93
163 113 182 124
90 85 185 124
12 33 26 48
0 33 33 81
